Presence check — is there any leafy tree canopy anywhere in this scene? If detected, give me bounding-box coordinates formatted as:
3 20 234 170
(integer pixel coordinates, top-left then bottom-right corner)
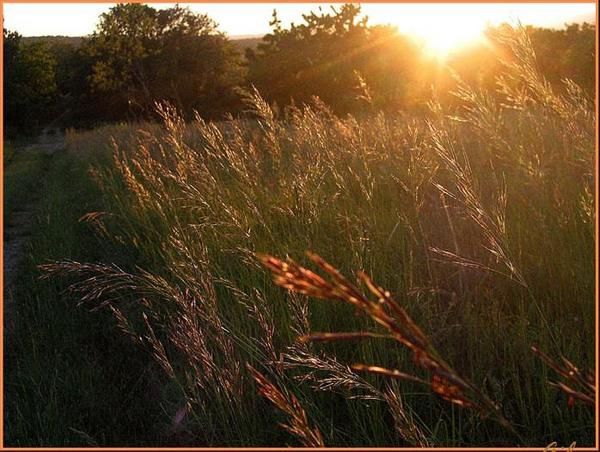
247 4 426 114
86 4 244 120
3 28 58 135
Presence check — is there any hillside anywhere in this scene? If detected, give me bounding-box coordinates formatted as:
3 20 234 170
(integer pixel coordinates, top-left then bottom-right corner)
21 34 263 53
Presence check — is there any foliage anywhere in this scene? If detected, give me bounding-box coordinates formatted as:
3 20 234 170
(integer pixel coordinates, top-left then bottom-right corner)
441 22 596 105
3 29 58 135
247 5 426 114
528 23 596 96
3 5 595 130
85 4 244 121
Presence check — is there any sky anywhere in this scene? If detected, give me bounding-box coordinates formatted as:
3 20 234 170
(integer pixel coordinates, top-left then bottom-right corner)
2 3 596 55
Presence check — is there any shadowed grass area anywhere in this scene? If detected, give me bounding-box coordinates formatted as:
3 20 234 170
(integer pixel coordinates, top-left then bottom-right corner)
3 145 51 220
4 150 169 446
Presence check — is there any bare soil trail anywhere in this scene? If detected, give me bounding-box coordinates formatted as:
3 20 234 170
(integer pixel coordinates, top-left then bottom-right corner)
3 127 65 335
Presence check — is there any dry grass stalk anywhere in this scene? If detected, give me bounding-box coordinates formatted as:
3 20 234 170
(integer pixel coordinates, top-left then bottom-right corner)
259 251 514 432
427 123 526 288
531 345 595 407
247 364 324 447
235 287 280 369
284 341 431 446
283 345 383 401
40 255 244 407
298 331 392 343
384 383 431 447
288 292 311 339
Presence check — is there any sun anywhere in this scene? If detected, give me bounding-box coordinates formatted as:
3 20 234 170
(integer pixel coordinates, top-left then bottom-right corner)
407 16 487 59
416 20 486 59
370 5 494 60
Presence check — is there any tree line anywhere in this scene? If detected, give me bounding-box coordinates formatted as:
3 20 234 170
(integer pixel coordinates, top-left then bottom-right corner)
3 3 595 136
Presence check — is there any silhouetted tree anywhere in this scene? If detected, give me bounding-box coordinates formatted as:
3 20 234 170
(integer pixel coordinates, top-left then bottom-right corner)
3 8 595 131
86 4 244 121
3 28 58 135
247 5 425 115
444 22 595 106
529 23 595 96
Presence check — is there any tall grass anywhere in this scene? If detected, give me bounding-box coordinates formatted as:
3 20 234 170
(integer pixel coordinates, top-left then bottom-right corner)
42 26 595 446
5 150 165 446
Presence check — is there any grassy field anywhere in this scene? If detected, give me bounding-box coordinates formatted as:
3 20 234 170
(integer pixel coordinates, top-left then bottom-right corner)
5 28 595 447
3 144 51 220
4 148 169 446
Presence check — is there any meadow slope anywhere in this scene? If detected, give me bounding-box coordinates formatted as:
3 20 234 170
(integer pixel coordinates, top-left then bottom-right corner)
6 26 595 447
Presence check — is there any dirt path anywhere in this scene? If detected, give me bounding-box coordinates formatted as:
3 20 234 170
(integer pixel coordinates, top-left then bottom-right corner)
3 127 65 333
22 127 67 156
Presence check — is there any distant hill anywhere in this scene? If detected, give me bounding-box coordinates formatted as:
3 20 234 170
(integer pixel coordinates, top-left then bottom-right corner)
21 34 264 55
543 14 596 29
22 36 84 48
570 13 597 25
230 36 263 53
